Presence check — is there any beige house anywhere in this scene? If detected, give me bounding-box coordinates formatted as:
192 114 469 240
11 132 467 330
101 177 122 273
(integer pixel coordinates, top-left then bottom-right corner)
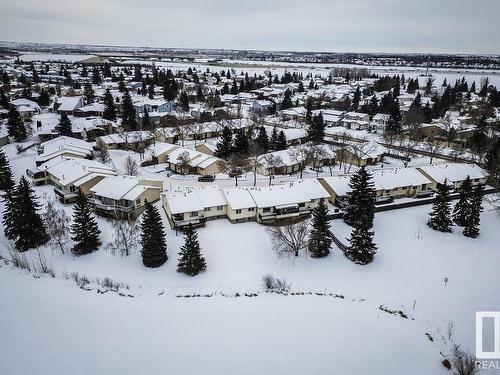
36 136 94 166
96 131 155 151
28 156 117 203
222 188 257 223
162 186 227 229
90 175 163 219
417 163 488 191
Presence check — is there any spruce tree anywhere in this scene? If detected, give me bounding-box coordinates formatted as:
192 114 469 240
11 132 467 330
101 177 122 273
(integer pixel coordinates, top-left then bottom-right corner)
141 201 168 268
83 83 95 104
179 91 189 112
214 126 233 158
269 127 279 151
308 200 332 258
347 226 377 265
343 167 376 229
103 88 117 121
463 184 483 238
452 176 473 227
7 106 27 142
0 149 15 192
255 126 269 153
233 129 249 155
308 113 325 144
427 181 453 232
281 89 293 110
177 224 206 276
276 130 287 151
121 90 138 131
55 113 73 137
142 109 151 130
71 191 101 255
2 176 48 251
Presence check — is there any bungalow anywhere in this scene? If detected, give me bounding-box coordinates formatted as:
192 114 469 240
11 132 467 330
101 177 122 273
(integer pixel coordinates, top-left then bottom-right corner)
90 175 163 219
342 142 385 166
27 156 116 203
249 179 330 223
342 112 370 130
133 96 173 114
36 136 94 166
96 131 155 151
416 163 488 191
280 106 307 121
166 147 223 176
315 109 345 127
195 142 217 156
54 96 85 115
262 126 307 146
162 186 227 228
74 103 105 117
222 188 257 223
11 98 41 119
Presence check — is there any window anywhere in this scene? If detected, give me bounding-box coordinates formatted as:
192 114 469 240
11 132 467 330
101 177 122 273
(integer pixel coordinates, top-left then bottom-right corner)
190 211 199 217
235 209 242 214
263 207 271 213
204 207 211 212
299 203 306 207
217 205 223 211
248 207 255 212
135 199 141 206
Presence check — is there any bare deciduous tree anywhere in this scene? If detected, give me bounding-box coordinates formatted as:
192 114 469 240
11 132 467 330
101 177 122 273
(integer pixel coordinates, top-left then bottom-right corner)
43 198 71 254
176 150 191 176
123 155 139 176
424 139 444 164
106 218 141 257
259 154 284 185
224 153 249 186
267 220 309 257
287 146 312 179
96 145 110 164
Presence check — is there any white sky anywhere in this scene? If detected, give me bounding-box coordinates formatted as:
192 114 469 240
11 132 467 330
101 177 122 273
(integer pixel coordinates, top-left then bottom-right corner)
0 0 499 54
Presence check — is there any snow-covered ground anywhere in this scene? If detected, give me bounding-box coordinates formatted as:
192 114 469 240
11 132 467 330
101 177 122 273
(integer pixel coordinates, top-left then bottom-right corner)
1 134 499 374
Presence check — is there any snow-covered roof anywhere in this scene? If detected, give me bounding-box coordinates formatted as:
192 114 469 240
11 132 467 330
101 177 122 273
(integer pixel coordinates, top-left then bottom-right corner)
248 179 329 208
37 136 94 163
98 131 154 145
418 163 488 184
319 176 352 197
165 190 205 214
222 188 256 210
371 168 432 191
90 175 163 201
38 156 116 187
56 96 84 112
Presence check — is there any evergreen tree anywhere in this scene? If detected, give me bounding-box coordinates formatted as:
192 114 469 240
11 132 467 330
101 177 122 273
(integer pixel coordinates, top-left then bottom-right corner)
121 90 138 131
214 126 233 158
281 89 293 110
255 126 269 153
142 109 151 130
0 88 10 108
55 113 73 137
71 191 101 255
83 83 95 104
177 224 206 276
343 167 376 230
463 185 483 238
92 67 101 84
233 129 249 155
7 106 27 142
179 91 190 112
0 149 14 192
485 138 500 185
2 176 48 251
103 88 117 121
307 112 325 144
347 226 377 265
269 127 279 151
141 201 168 268
308 200 332 258
276 130 287 151
386 100 402 135
452 176 473 227
427 181 453 232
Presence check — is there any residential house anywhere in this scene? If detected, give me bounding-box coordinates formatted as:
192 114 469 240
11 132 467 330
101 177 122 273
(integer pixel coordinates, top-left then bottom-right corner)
96 131 155 151
36 136 94 166
342 112 370 130
417 163 488 190
90 175 163 219
54 96 85 115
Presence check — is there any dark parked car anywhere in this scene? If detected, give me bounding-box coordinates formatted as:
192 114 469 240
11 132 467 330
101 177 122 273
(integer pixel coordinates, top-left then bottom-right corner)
198 175 216 182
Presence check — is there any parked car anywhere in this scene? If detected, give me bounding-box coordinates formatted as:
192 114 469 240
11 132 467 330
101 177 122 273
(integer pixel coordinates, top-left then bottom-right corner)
198 175 215 182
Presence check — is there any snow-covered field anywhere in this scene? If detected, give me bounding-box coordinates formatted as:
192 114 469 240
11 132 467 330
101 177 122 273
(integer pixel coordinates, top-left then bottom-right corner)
1 135 500 373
